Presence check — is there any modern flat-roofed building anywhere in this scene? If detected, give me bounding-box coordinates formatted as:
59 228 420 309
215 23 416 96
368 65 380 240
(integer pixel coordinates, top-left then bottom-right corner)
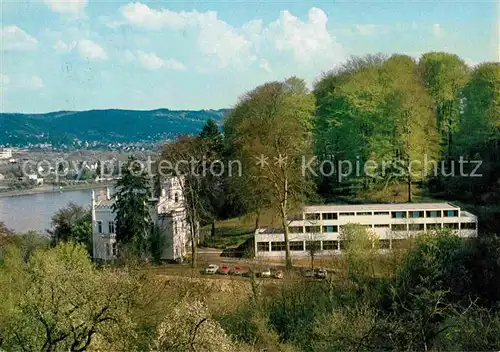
254 203 478 258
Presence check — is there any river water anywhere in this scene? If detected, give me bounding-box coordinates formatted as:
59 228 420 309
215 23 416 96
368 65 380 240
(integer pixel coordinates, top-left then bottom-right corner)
0 190 92 234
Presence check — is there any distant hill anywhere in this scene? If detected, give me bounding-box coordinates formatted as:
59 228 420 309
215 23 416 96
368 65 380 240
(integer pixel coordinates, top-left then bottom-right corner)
0 108 230 149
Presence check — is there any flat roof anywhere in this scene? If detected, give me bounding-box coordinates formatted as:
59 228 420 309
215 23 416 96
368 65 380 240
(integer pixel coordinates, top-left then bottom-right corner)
303 202 459 213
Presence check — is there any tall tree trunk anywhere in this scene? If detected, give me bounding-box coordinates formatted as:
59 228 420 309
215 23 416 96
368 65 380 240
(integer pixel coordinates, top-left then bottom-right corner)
281 177 292 270
407 171 412 203
254 211 260 233
210 219 216 237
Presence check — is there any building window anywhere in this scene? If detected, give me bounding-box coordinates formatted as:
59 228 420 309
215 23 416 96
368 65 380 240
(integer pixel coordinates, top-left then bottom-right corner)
257 242 269 252
97 221 102 233
322 225 338 233
409 211 424 218
112 242 117 256
374 211 390 215
443 223 459 229
288 213 303 221
426 210 441 218
305 213 320 220
108 221 115 234
289 226 303 233
322 212 338 220
305 226 321 233
380 239 391 249
409 223 425 231
356 212 372 216
271 242 286 251
461 222 476 230
105 243 110 257
339 212 355 216
322 240 338 250
391 211 407 219
374 224 390 228
391 224 407 231
305 241 321 251
290 241 304 251
427 223 442 230
174 193 179 203
444 210 458 217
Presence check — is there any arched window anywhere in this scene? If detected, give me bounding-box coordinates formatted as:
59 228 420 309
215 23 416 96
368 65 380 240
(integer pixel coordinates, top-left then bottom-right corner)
174 193 179 203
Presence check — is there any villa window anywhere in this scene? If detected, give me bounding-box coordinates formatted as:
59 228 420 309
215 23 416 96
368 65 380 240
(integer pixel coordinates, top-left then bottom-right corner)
339 212 355 216
426 210 441 218
112 242 117 256
108 221 115 234
97 221 102 233
357 212 372 216
257 242 269 252
289 226 303 233
374 211 390 215
322 225 338 233
374 224 390 228
322 213 338 220
443 223 459 229
290 241 304 251
174 193 179 203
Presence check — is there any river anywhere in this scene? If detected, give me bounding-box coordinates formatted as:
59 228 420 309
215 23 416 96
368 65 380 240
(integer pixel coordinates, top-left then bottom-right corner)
0 190 93 234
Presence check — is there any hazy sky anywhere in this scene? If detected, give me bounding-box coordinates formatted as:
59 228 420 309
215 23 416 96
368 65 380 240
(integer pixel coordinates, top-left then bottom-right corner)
1 0 498 113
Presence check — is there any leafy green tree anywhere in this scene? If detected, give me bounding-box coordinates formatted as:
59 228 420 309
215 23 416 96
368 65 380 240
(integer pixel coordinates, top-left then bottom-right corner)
0 243 138 351
418 52 470 161
47 203 92 253
112 155 152 257
225 77 316 269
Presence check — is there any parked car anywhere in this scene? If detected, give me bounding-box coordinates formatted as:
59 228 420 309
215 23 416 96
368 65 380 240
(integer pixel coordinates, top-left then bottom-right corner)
205 264 219 275
305 269 315 278
274 270 284 279
232 265 242 275
316 268 328 279
220 264 230 275
260 268 271 278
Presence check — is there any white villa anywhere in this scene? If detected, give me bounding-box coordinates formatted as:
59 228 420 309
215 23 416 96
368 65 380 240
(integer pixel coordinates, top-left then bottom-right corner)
91 177 191 261
0 148 13 160
254 203 478 258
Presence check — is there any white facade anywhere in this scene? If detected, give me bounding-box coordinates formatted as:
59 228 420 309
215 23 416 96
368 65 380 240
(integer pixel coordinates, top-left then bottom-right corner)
0 148 12 160
91 177 192 261
255 203 478 258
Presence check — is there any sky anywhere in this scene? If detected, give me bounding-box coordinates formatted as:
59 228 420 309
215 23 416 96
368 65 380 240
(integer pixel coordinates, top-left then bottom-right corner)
0 0 498 113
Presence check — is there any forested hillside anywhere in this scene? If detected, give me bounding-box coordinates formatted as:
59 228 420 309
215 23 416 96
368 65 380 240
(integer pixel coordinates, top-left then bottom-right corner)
0 108 228 148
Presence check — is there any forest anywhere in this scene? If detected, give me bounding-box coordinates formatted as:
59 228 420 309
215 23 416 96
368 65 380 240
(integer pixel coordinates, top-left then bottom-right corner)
0 52 499 351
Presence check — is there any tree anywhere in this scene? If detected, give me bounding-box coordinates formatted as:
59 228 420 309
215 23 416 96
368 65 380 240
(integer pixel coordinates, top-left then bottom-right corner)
339 223 379 283
418 52 470 162
47 203 92 253
305 230 322 271
112 155 152 257
0 243 138 351
160 135 213 268
225 77 316 269
198 118 225 237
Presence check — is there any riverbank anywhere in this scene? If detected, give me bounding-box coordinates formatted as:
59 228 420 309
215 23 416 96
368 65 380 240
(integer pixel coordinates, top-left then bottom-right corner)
0 183 114 198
